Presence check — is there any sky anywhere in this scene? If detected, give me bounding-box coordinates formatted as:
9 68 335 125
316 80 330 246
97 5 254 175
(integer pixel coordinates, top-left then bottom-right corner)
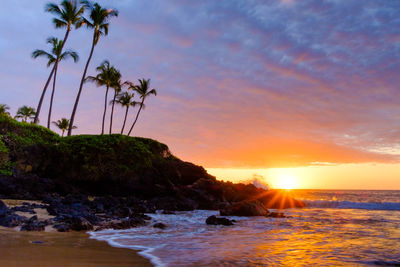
0 0 400 189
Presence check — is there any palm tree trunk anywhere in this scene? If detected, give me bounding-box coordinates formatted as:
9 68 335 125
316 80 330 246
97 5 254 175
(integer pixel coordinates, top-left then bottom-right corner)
68 31 96 136
101 85 110 135
127 100 144 136
47 62 58 129
121 106 129 134
34 28 70 124
33 66 55 124
62 129 65 137
109 90 117 134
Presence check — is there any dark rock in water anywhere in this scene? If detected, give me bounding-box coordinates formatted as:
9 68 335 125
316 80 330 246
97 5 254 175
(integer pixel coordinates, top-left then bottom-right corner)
266 212 286 218
21 216 46 231
162 210 175 215
0 213 27 227
153 222 167 229
54 224 70 232
206 215 234 226
0 200 7 217
220 201 268 216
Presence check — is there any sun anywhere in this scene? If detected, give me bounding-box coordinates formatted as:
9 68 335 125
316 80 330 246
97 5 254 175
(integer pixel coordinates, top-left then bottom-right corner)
277 175 297 190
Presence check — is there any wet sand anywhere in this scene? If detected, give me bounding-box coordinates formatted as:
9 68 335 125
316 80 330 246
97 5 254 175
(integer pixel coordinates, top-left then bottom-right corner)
0 228 152 267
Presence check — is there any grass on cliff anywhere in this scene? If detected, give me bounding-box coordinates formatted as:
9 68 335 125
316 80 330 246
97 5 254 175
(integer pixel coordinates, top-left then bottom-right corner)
0 115 174 180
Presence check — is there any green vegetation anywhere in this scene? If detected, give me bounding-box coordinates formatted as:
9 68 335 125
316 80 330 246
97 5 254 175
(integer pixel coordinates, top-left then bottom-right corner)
14 106 37 123
0 115 172 185
52 118 77 137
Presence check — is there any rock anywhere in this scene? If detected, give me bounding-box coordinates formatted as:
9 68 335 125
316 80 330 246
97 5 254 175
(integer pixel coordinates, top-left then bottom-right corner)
153 222 167 229
266 212 287 218
161 210 175 215
69 216 93 231
220 201 268 216
0 213 27 227
21 216 46 231
206 215 234 226
0 200 7 217
54 224 70 232
96 216 148 231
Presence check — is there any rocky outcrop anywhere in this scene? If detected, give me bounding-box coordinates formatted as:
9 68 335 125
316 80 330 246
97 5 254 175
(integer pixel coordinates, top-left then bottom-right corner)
206 215 234 226
220 201 269 216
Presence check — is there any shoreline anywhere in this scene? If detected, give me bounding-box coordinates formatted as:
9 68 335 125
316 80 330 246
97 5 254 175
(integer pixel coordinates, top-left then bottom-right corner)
0 228 152 266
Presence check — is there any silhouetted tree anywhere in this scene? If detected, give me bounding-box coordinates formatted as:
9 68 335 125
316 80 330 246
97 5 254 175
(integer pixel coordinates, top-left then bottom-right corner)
68 1 118 136
32 37 78 129
33 0 84 124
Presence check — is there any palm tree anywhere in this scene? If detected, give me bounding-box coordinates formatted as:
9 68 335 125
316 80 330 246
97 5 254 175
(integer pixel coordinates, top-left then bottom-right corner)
33 0 84 124
52 118 76 137
32 37 79 129
113 91 138 134
15 106 36 123
0 104 10 116
68 2 118 136
86 60 120 134
109 75 126 134
127 79 157 136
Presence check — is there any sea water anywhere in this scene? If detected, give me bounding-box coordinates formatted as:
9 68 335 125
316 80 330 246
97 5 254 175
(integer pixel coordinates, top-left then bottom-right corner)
89 190 400 266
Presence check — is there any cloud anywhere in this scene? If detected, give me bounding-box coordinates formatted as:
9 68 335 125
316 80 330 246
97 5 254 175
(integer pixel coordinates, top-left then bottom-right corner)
1 0 400 168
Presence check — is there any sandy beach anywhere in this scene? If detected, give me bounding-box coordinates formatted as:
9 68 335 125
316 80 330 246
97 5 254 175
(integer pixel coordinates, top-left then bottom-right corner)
0 228 152 267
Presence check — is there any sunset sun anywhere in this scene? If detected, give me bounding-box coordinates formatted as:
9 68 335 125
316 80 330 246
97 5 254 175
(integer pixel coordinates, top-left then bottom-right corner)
276 175 297 190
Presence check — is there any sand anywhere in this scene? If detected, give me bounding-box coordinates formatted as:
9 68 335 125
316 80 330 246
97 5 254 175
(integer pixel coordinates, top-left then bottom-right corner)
0 228 152 267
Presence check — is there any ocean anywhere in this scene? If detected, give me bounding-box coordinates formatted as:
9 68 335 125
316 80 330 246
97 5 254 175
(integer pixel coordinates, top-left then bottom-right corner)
89 190 400 266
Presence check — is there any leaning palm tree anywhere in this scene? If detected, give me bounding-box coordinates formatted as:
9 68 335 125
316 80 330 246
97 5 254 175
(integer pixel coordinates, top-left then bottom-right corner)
15 106 36 123
52 118 76 137
32 37 79 129
33 0 84 124
113 91 138 134
68 2 118 136
127 79 157 136
86 61 120 134
0 104 10 116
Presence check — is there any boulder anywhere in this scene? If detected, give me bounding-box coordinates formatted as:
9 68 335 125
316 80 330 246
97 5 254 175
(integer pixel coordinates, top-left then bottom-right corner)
265 212 287 218
0 200 7 217
0 213 27 227
21 216 46 231
153 222 167 229
206 215 234 226
220 201 268 216
54 224 70 232
69 216 93 231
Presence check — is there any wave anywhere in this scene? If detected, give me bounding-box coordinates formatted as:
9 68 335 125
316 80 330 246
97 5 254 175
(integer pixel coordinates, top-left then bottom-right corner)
303 199 400 211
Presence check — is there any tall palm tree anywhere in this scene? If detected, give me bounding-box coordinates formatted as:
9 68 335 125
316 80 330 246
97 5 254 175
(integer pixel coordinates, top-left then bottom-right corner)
15 106 36 123
34 0 84 124
109 75 126 134
86 60 120 134
68 2 118 136
0 104 10 116
32 37 79 129
113 91 138 134
127 79 157 136
52 118 76 137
